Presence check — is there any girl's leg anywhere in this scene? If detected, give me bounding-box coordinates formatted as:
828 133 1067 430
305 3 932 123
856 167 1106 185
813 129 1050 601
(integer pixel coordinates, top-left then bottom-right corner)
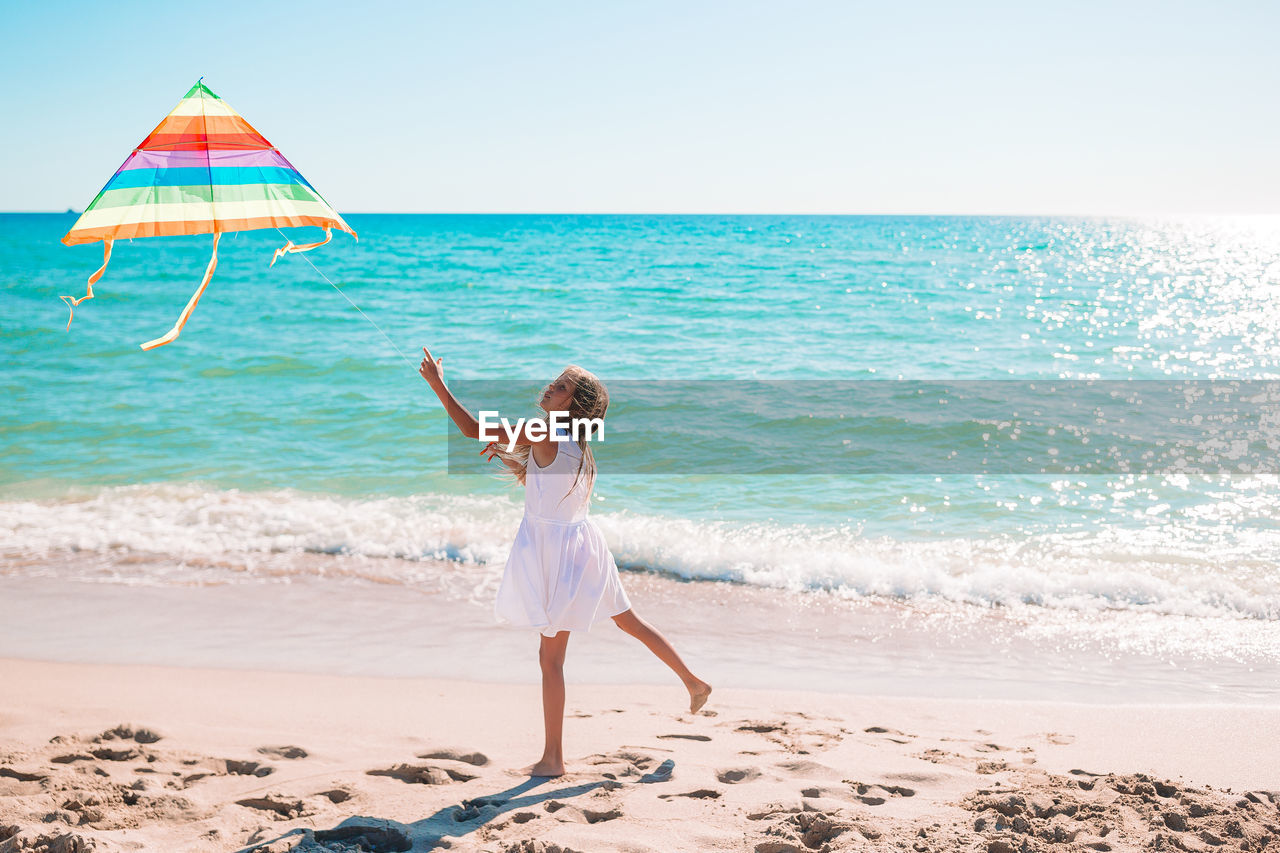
611 609 712 713
531 630 570 776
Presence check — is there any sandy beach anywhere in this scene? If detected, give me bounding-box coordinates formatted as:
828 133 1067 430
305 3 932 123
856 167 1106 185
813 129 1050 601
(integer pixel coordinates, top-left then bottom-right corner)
8 0 1280 846
1 657 1276 852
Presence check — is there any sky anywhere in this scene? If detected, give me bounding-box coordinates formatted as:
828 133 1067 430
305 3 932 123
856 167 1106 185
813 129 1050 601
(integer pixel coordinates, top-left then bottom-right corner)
2 0 1277 215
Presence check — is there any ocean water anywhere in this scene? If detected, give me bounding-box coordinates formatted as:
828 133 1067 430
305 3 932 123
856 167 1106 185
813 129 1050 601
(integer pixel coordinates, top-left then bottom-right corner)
3 213 1279 699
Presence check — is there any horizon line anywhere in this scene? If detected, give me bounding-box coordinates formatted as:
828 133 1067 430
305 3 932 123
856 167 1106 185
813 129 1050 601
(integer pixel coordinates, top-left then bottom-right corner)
7 210 1280 218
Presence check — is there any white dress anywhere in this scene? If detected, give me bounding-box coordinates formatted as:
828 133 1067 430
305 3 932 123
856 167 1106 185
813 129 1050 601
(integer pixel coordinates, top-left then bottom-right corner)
494 431 632 637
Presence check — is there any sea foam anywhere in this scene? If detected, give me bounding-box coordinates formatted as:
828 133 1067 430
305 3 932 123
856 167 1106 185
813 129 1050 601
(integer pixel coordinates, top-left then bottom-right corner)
2 483 1275 621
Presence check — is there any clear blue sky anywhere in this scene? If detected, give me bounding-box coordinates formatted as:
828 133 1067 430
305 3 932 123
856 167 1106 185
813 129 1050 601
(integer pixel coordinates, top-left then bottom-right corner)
3 0 1276 214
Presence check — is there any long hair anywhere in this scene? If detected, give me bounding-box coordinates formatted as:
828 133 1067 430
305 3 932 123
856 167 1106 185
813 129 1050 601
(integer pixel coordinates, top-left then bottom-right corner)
492 366 608 500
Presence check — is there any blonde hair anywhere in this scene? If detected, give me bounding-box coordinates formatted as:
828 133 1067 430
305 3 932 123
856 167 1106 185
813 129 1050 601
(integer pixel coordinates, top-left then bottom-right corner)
493 365 609 500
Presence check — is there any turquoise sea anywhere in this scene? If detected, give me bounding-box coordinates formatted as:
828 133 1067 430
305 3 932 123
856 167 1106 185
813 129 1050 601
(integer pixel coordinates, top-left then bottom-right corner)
3 213 1279 700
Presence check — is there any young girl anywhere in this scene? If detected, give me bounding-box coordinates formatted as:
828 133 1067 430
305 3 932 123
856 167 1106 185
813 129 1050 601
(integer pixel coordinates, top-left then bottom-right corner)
418 346 712 777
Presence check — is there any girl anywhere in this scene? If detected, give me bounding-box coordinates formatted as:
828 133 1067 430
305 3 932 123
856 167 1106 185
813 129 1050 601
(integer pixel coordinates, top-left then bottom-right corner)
418 346 712 777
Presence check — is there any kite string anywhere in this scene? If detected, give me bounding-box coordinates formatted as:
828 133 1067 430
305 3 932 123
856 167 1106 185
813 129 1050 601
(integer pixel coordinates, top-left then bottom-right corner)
274 228 417 371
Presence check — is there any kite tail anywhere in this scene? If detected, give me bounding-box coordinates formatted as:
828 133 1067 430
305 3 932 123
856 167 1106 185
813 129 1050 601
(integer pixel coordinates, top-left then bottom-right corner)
139 232 222 351
271 227 333 267
60 238 114 331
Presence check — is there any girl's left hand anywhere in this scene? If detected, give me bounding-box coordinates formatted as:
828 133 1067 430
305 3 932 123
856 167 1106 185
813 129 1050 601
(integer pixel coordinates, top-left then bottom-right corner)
419 346 444 385
482 441 526 484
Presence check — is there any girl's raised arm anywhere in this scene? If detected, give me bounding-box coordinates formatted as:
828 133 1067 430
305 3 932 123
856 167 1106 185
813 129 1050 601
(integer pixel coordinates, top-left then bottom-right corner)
419 346 551 448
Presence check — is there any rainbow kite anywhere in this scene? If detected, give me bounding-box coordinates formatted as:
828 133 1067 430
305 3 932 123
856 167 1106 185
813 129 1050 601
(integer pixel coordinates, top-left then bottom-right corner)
61 80 355 350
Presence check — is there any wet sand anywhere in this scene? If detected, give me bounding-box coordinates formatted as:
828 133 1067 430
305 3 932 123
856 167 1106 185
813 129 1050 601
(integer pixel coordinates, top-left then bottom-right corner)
1 560 1274 705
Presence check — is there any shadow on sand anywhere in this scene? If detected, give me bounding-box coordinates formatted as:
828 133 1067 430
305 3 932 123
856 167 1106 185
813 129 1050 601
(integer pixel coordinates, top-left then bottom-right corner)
234 759 675 852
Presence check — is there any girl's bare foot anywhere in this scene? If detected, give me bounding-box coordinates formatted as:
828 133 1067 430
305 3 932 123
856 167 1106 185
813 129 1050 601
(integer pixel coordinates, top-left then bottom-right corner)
687 679 712 713
526 759 565 777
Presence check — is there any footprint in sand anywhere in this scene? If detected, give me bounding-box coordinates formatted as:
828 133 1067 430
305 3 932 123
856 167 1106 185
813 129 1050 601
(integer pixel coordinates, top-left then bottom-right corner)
178 771 216 788
732 719 844 754
367 762 479 785
43 726 157 761
1066 768 1106 789
774 759 845 781
235 795 308 819
487 810 544 832
95 725 162 745
717 767 762 784
584 750 672 783
846 781 917 806
737 723 784 733
863 726 915 744
164 758 274 789
257 745 308 760
315 788 352 804
583 807 623 824
225 759 275 777
90 747 141 761
416 748 490 766
660 788 722 800
462 793 513 811
452 801 502 823
747 802 802 821
539 800 622 824
798 783 869 813
313 824 412 852
914 747 1021 776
